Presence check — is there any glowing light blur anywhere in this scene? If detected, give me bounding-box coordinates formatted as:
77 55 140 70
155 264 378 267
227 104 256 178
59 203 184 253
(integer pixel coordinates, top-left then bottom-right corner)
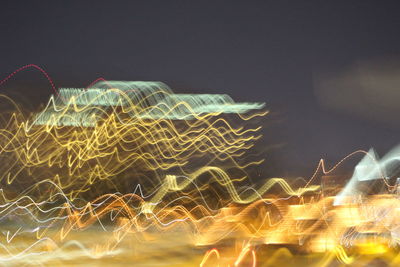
0 68 399 266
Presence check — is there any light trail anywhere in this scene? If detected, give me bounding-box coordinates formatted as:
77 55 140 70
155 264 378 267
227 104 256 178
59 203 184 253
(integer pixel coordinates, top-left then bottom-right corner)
0 65 399 266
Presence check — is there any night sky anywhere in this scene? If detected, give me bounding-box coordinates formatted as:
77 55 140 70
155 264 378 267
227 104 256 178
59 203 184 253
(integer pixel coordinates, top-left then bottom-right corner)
0 1 399 177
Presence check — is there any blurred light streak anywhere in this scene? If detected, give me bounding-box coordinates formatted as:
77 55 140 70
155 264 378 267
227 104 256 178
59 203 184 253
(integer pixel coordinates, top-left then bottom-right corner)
0 66 399 266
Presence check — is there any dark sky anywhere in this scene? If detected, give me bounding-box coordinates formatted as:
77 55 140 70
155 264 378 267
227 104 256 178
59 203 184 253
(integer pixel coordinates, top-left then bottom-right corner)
0 1 399 177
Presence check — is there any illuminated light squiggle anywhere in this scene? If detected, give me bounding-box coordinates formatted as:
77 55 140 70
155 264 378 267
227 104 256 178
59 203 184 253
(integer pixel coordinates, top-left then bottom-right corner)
0 64 58 96
0 68 399 266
